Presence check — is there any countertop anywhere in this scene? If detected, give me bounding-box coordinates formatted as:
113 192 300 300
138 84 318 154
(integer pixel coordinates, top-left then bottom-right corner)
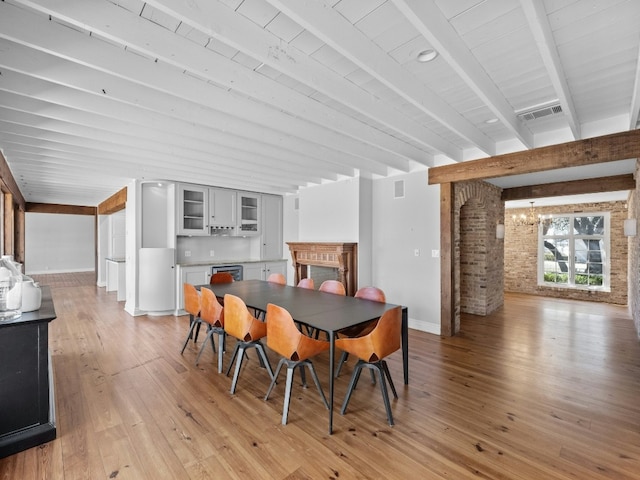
177 259 287 267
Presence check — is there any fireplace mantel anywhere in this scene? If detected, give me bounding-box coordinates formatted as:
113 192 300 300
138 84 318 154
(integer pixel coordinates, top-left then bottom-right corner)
287 242 358 296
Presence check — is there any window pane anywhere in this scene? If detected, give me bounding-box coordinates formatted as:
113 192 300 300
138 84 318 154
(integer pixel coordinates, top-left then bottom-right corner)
545 217 570 236
543 238 569 284
573 216 604 235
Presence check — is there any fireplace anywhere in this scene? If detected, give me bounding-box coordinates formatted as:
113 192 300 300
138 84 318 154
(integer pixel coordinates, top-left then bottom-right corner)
287 242 358 296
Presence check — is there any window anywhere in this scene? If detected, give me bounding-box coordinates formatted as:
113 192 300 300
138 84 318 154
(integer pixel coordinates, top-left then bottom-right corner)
538 212 610 290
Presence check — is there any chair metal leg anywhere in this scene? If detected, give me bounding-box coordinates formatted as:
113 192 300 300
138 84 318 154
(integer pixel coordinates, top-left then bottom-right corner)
194 321 202 343
376 363 394 426
180 319 199 355
335 351 349 378
299 364 307 387
306 361 329 409
230 344 247 394
217 331 225 374
195 326 216 365
255 342 274 379
281 366 295 425
340 360 364 415
225 343 241 376
265 358 286 401
380 360 398 399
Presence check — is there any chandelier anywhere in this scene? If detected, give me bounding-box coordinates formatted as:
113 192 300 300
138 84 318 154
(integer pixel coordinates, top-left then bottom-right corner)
511 201 551 227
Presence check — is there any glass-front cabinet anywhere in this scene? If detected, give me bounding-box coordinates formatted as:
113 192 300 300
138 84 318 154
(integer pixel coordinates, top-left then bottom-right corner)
177 184 209 236
237 191 261 236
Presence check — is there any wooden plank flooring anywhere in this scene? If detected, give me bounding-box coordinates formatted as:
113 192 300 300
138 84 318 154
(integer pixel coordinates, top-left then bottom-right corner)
2 273 640 479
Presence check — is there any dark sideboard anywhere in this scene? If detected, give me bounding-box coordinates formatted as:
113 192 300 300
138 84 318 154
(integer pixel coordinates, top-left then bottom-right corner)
0 286 57 458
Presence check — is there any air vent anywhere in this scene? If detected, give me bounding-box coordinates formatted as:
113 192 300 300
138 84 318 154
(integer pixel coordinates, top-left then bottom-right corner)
517 103 563 121
394 180 405 199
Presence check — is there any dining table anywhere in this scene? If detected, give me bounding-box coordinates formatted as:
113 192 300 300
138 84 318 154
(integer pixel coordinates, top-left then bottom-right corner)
201 279 408 434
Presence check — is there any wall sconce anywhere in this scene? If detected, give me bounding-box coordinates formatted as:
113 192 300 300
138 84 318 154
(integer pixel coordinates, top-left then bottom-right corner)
624 218 637 237
496 223 505 239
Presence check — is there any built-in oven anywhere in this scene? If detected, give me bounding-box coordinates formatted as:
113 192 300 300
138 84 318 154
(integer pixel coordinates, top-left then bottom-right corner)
211 264 243 281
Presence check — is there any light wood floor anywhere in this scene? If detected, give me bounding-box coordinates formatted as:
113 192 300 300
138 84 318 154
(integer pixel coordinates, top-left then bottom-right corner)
2 273 640 479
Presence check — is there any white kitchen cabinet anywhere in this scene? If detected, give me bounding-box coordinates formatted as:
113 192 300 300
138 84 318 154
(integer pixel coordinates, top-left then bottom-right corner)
176 265 211 313
236 191 261 236
242 261 287 281
261 194 283 260
209 187 236 230
177 184 209 236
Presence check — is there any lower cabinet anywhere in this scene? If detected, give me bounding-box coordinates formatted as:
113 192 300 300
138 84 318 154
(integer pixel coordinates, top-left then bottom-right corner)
242 261 287 281
176 265 211 314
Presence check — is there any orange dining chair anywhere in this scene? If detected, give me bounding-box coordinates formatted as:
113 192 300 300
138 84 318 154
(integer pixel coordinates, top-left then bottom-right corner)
319 280 346 296
335 306 402 426
210 272 234 284
296 278 315 289
223 294 274 394
264 303 330 425
335 287 386 378
267 272 286 285
195 288 226 373
180 283 202 354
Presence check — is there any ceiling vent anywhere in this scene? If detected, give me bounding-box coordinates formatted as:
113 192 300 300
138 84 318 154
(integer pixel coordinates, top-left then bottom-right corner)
517 103 563 121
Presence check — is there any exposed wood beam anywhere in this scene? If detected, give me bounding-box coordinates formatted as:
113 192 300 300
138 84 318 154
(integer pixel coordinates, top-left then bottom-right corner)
428 130 640 185
520 0 581 140
501 174 636 201
439 182 455 337
392 0 532 149
97 187 127 215
26 203 97 215
0 150 25 208
268 0 493 156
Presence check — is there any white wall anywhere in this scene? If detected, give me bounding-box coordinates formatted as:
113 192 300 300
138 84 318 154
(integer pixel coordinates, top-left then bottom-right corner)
291 171 441 334
372 171 441 334
25 212 95 274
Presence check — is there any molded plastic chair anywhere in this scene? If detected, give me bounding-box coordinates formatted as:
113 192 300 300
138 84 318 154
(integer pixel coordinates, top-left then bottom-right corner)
335 306 402 426
335 287 386 378
210 272 234 284
223 294 274 394
264 303 330 425
180 283 202 354
296 278 315 290
195 288 226 372
267 272 286 285
319 280 346 296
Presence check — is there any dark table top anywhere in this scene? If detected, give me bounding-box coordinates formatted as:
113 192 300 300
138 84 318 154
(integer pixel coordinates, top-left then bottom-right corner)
203 280 398 334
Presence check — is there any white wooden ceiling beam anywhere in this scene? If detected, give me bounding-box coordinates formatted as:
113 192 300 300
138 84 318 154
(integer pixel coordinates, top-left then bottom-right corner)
11 0 427 168
268 0 494 155
629 36 640 129
0 39 365 181
0 0 404 175
0 116 304 192
392 0 534 149
0 4 388 178
0 69 344 181
144 0 462 161
519 0 581 140
0 90 327 186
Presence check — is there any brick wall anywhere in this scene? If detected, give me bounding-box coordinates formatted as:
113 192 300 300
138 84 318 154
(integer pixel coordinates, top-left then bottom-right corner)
455 181 504 321
504 201 629 305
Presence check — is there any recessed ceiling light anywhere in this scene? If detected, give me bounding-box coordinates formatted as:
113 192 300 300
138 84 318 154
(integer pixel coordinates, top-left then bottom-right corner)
417 49 438 63
485 118 499 124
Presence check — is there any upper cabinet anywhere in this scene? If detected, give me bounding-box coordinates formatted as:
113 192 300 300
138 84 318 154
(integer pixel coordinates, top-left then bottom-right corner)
177 184 209 236
209 187 236 233
261 194 283 259
237 192 261 236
